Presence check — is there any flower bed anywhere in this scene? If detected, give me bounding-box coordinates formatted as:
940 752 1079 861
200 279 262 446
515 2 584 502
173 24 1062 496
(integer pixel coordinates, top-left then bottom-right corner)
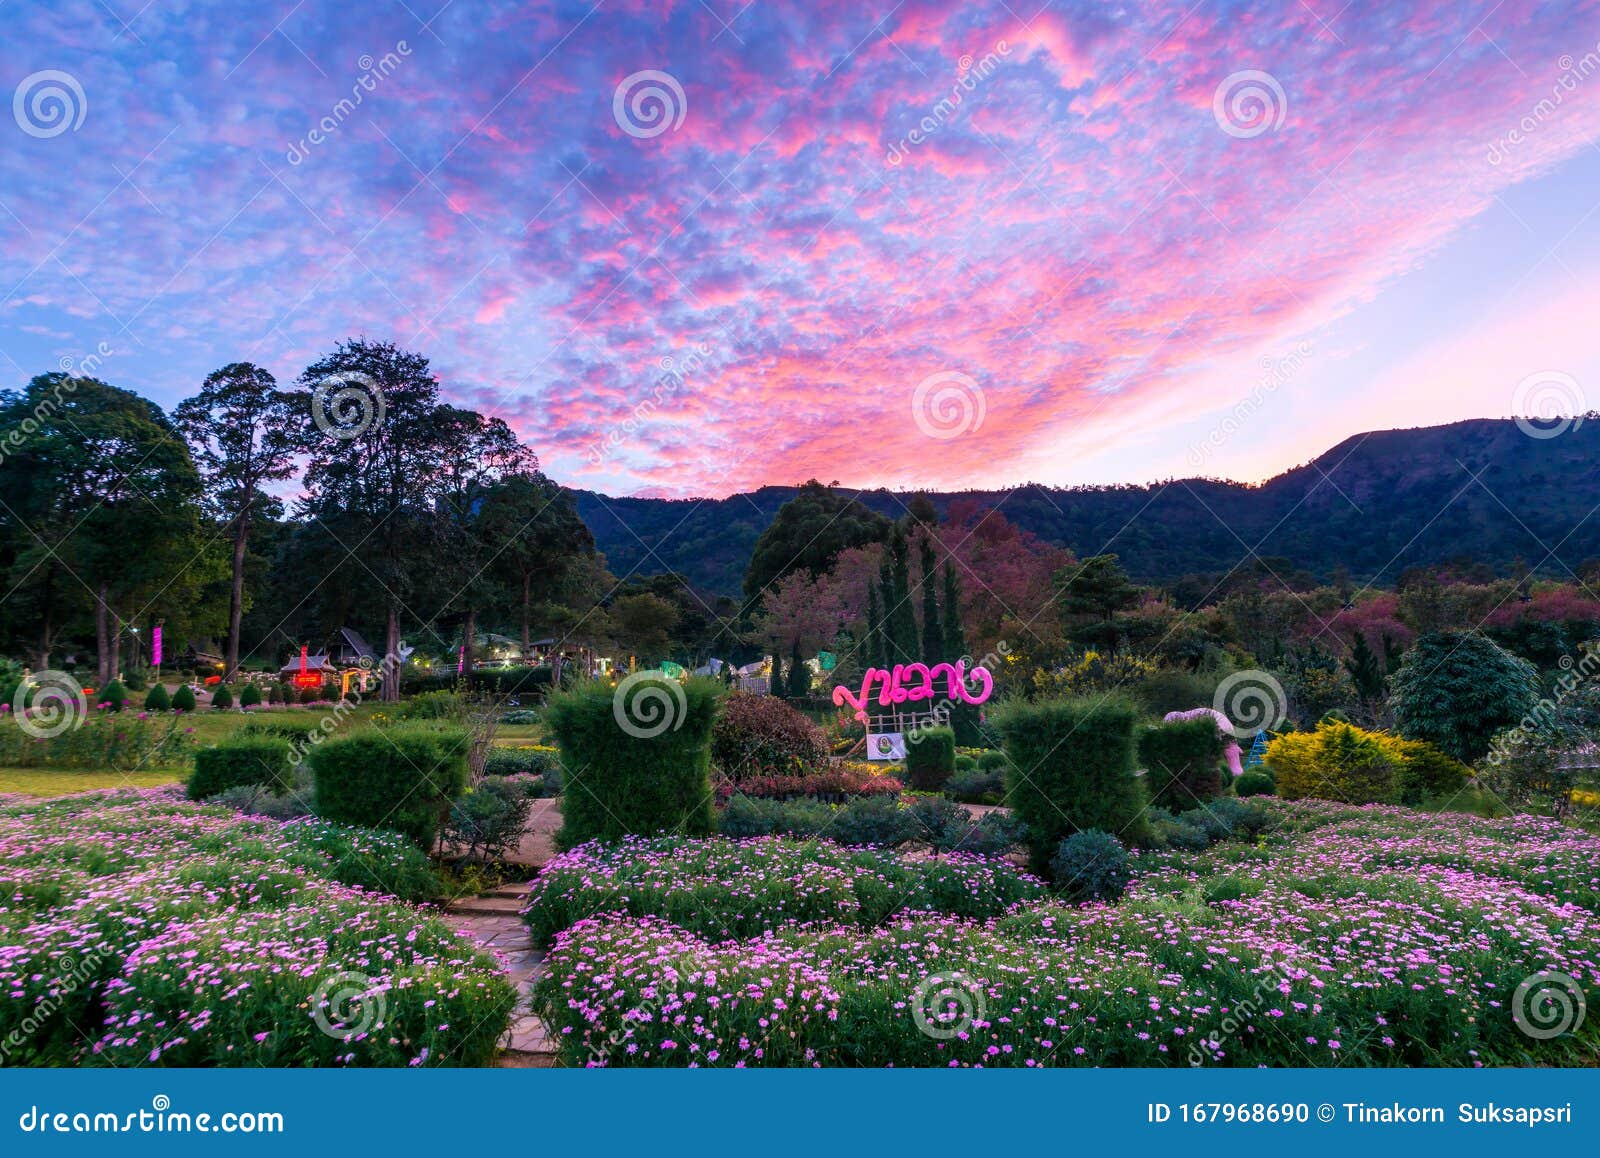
532 803 1600 1067
0 788 515 1066
520 835 1045 948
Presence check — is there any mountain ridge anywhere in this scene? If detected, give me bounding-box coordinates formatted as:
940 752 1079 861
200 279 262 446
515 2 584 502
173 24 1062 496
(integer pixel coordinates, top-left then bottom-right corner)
572 418 1600 598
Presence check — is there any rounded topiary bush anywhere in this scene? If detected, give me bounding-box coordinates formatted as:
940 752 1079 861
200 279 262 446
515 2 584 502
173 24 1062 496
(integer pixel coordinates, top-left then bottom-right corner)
170 684 197 712
976 750 1009 771
709 691 827 780
1050 829 1131 902
99 679 128 711
210 684 234 710
1234 770 1276 797
904 725 956 790
239 682 263 708
143 684 171 711
1137 716 1225 809
299 685 321 704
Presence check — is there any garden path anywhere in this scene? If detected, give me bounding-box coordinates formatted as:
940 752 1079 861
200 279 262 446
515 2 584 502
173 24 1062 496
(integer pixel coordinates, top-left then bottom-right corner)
444 885 558 1067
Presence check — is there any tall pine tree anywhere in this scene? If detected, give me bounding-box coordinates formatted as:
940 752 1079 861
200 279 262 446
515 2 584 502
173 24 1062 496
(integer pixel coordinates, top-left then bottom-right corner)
884 525 918 664
919 535 942 662
942 562 968 661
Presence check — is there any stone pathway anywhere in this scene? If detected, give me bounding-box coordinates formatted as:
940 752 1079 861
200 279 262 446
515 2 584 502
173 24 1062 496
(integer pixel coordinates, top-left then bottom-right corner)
443 882 559 1067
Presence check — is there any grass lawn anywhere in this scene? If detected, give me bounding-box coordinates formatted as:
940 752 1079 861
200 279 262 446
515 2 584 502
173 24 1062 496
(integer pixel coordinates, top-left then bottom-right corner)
0 766 183 795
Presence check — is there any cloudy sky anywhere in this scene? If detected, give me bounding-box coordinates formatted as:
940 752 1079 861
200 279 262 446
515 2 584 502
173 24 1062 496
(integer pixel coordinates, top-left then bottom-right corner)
3 0 1599 496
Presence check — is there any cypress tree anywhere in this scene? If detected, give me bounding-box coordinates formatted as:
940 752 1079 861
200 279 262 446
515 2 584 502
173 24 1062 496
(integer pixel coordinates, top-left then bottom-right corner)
885 525 917 664
788 638 810 698
866 583 884 671
942 562 967 661
919 535 942 662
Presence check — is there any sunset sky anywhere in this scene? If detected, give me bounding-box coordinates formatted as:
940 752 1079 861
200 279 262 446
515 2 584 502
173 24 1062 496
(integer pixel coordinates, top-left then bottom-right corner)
4 0 1599 497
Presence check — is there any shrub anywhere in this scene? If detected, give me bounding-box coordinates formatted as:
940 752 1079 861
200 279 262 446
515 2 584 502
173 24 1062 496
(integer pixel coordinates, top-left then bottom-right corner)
1234 770 1277 797
1266 721 1398 804
443 778 535 862
1392 737 1470 804
402 689 463 720
546 676 721 847
238 683 262 708
482 745 562 778
718 795 836 839
277 817 444 903
1050 830 1131 903
976 750 1010 772
98 679 128 711
143 684 171 711
829 795 918 847
1146 808 1210 851
904 726 956 790
310 725 469 847
1482 726 1582 818
188 738 292 801
710 692 828 779
721 768 901 802
299 685 321 704
210 684 234 710
502 709 540 725
1137 717 1225 809
1388 631 1540 764
945 767 1005 804
954 754 977 772
992 695 1146 875
1204 796 1273 840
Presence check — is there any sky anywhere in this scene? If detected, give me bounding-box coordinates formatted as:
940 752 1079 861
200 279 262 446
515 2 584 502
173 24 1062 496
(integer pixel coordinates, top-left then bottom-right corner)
3 0 1600 498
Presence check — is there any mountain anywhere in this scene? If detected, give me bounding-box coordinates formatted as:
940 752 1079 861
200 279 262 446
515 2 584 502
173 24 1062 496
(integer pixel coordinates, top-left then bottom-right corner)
572 419 1600 598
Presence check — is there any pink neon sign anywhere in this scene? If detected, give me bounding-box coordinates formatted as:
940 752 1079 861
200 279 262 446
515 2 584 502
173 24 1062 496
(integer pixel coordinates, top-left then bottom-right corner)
831 661 994 723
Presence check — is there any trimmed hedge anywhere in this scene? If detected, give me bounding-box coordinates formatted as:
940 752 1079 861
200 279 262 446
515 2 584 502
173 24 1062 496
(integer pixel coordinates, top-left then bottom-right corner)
904 726 956 791
98 679 129 711
992 695 1146 876
309 725 469 847
1234 770 1277 797
238 683 262 708
143 684 171 711
546 677 722 847
188 738 293 801
1137 717 1225 809
170 685 197 712
210 684 234 710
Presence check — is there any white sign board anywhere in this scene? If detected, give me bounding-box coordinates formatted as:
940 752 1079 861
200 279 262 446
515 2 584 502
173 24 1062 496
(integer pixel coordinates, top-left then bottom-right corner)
867 731 905 761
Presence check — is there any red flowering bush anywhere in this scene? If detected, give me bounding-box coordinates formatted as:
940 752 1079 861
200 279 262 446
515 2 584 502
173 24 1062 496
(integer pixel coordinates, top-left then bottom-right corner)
710 693 828 780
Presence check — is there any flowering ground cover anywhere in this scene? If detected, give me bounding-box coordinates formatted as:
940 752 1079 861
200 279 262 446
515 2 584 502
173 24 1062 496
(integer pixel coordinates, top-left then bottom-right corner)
0 787 516 1066
531 803 1600 1067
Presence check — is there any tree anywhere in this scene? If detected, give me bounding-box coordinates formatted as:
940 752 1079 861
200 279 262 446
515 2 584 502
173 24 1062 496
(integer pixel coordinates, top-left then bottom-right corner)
1388 631 1541 764
0 374 206 683
610 592 679 665
1057 554 1139 624
477 472 596 660
941 562 967 661
881 525 918 664
743 480 890 602
297 339 458 701
787 637 810 698
173 363 300 681
918 534 942 663
1343 631 1385 704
